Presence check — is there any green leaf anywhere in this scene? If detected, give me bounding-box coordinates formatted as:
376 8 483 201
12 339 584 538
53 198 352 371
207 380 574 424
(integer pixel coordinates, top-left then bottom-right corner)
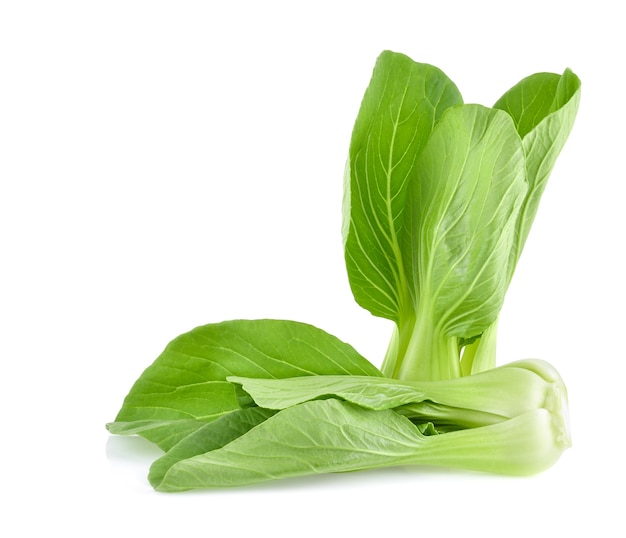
229 374 429 410
404 104 527 338
343 50 463 322
148 408 276 487
107 319 381 449
494 69 581 268
153 399 569 491
461 69 581 376
229 359 564 428
106 420 215 451
153 400 425 490
493 72 562 138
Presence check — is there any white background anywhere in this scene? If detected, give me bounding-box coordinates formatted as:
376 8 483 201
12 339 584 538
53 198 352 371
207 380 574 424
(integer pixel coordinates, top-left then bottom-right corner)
1 1 624 536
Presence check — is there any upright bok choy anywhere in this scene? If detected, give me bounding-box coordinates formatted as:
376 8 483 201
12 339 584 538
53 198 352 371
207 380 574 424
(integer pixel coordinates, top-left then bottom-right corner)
107 51 580 490
343 51 580 381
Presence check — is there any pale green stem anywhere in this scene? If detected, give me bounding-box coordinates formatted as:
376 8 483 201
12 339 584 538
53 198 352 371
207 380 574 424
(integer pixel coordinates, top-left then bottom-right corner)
460 318 499 375
401 408 571 476
381 324 400 378
381 310 416 378
393 310 460 382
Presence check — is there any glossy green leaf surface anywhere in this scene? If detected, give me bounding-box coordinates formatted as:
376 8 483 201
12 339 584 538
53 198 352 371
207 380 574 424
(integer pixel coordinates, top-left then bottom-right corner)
107 419 219 451
494 68 581 269
404 104 527 338
153 399 568 491
107 319 380 449
461 69 581 375
343 50 462 321
229 359 563 426
149 408 276 486
153 400 425 490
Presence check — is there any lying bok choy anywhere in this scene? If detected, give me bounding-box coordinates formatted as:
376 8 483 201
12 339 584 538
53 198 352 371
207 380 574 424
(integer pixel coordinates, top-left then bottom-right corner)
152 362 570 491
107 51 580 490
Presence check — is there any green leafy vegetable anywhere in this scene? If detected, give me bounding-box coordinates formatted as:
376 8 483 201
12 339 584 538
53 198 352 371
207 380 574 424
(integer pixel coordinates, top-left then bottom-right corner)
343 50 463 322
152 400 569 491
108 50 579 490
229 359 567 429
148 407 276 488
107 319 380 449
388 104 527 380
462 68 581 375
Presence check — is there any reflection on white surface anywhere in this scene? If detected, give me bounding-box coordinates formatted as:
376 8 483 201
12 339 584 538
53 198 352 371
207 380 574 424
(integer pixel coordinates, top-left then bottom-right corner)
105 434 163 465
105 435 163 493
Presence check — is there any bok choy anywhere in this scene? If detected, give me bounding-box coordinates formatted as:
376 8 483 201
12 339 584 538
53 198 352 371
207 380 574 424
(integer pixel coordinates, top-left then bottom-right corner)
107 50 580 490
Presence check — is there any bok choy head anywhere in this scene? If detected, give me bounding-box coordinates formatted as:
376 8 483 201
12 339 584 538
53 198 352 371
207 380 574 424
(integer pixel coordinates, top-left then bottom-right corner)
343 51 580 382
